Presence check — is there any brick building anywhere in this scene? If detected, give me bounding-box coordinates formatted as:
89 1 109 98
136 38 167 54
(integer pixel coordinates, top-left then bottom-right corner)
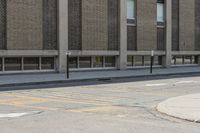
0 0 199 73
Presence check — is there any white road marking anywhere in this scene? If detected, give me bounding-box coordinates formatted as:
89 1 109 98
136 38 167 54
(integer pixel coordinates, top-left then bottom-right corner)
0 112 29 118
0 111 43 118
175 81 198 84
145 83 167 87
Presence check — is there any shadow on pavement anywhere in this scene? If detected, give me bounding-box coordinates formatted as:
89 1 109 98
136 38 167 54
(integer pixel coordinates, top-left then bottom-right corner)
1 73 200 92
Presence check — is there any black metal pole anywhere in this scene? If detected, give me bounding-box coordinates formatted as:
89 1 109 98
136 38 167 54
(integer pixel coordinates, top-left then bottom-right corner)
67 54 69 79
150 55 154 74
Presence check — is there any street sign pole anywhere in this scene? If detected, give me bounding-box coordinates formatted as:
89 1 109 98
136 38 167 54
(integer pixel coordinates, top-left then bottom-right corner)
150 50 154 74
66 52 71 79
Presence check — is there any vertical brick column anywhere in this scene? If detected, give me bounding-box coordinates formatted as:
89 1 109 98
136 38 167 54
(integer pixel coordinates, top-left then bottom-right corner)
179 0 195 51
58 0 68 72
165 0 172 67
118 0 127 70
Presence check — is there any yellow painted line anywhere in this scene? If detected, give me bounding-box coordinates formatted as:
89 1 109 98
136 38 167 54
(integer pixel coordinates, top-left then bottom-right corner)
3 92 112 105
68 106 123 113
0 93 110 106
137 91 178 96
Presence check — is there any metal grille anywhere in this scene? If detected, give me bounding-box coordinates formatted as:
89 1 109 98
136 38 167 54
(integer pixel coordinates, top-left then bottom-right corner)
108 0 119 50
157 28 166 50
127 26 137 50
68 0 81 50
0 0 6 49
195 0 200 50
172 0 179 51
43 0 58 50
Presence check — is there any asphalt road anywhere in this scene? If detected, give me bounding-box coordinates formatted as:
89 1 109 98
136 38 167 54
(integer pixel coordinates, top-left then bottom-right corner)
0 75 200 133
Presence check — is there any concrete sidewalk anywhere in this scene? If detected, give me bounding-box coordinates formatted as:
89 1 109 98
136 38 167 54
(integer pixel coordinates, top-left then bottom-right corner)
157 93 200 123
0 66 200 87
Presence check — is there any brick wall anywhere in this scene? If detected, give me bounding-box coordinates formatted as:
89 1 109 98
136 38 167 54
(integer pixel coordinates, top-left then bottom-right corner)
137 0 157 51
6 0 43 50
82 0 108 50
179 0 195 51
43 0 57 50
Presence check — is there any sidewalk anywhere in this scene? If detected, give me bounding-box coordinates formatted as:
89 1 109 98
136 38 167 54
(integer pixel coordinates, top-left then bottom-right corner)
0 66 200 87
157 93 200 123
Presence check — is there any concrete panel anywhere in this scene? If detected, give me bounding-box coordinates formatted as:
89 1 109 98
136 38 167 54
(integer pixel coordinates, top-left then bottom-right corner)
7 0 43 50
0 0 6 49
58 0 68 72
179 0 195 51
137 0 157 51
82 0 108 50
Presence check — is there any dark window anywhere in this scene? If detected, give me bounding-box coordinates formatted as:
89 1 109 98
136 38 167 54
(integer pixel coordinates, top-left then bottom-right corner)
0 58 2 71
171 56 176 65
79 57 91 68
127 56 133 66
5 58 22 71
154 56 163 65
69 57 78 69
194 56 199 64
93 57 103 68
105 56 116 67
24 57 39 70
41 57 55 70
144 56 151 66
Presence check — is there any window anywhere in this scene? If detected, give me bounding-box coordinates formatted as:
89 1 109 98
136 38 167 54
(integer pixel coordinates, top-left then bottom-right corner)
157 0 164 22
5 57 22 71
127 56 133 66
0 58 2 71
79 57 91 68
41 57 54 70
93 57 103 68
105 56 116 67
144 56 151 66
24 57 39 70
172 56 199 65
154 56 163 65
69 57 78 69
184 56 192 64
175 56 183 65
134 56 143 66
127 0 135 19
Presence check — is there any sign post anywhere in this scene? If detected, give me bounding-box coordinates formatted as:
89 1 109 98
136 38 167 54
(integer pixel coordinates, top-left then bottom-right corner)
150 50 154 74
66 51 71 79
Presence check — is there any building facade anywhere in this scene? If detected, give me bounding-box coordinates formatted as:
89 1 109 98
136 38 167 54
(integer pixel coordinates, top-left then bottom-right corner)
0 0 199 73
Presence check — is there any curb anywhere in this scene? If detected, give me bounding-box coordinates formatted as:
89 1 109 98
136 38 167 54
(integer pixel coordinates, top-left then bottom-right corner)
1 71 200 88
157 94 200 123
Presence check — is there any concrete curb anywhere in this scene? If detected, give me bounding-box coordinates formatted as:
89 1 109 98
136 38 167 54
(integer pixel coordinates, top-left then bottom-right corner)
1 71 200 88
157 94 200 123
